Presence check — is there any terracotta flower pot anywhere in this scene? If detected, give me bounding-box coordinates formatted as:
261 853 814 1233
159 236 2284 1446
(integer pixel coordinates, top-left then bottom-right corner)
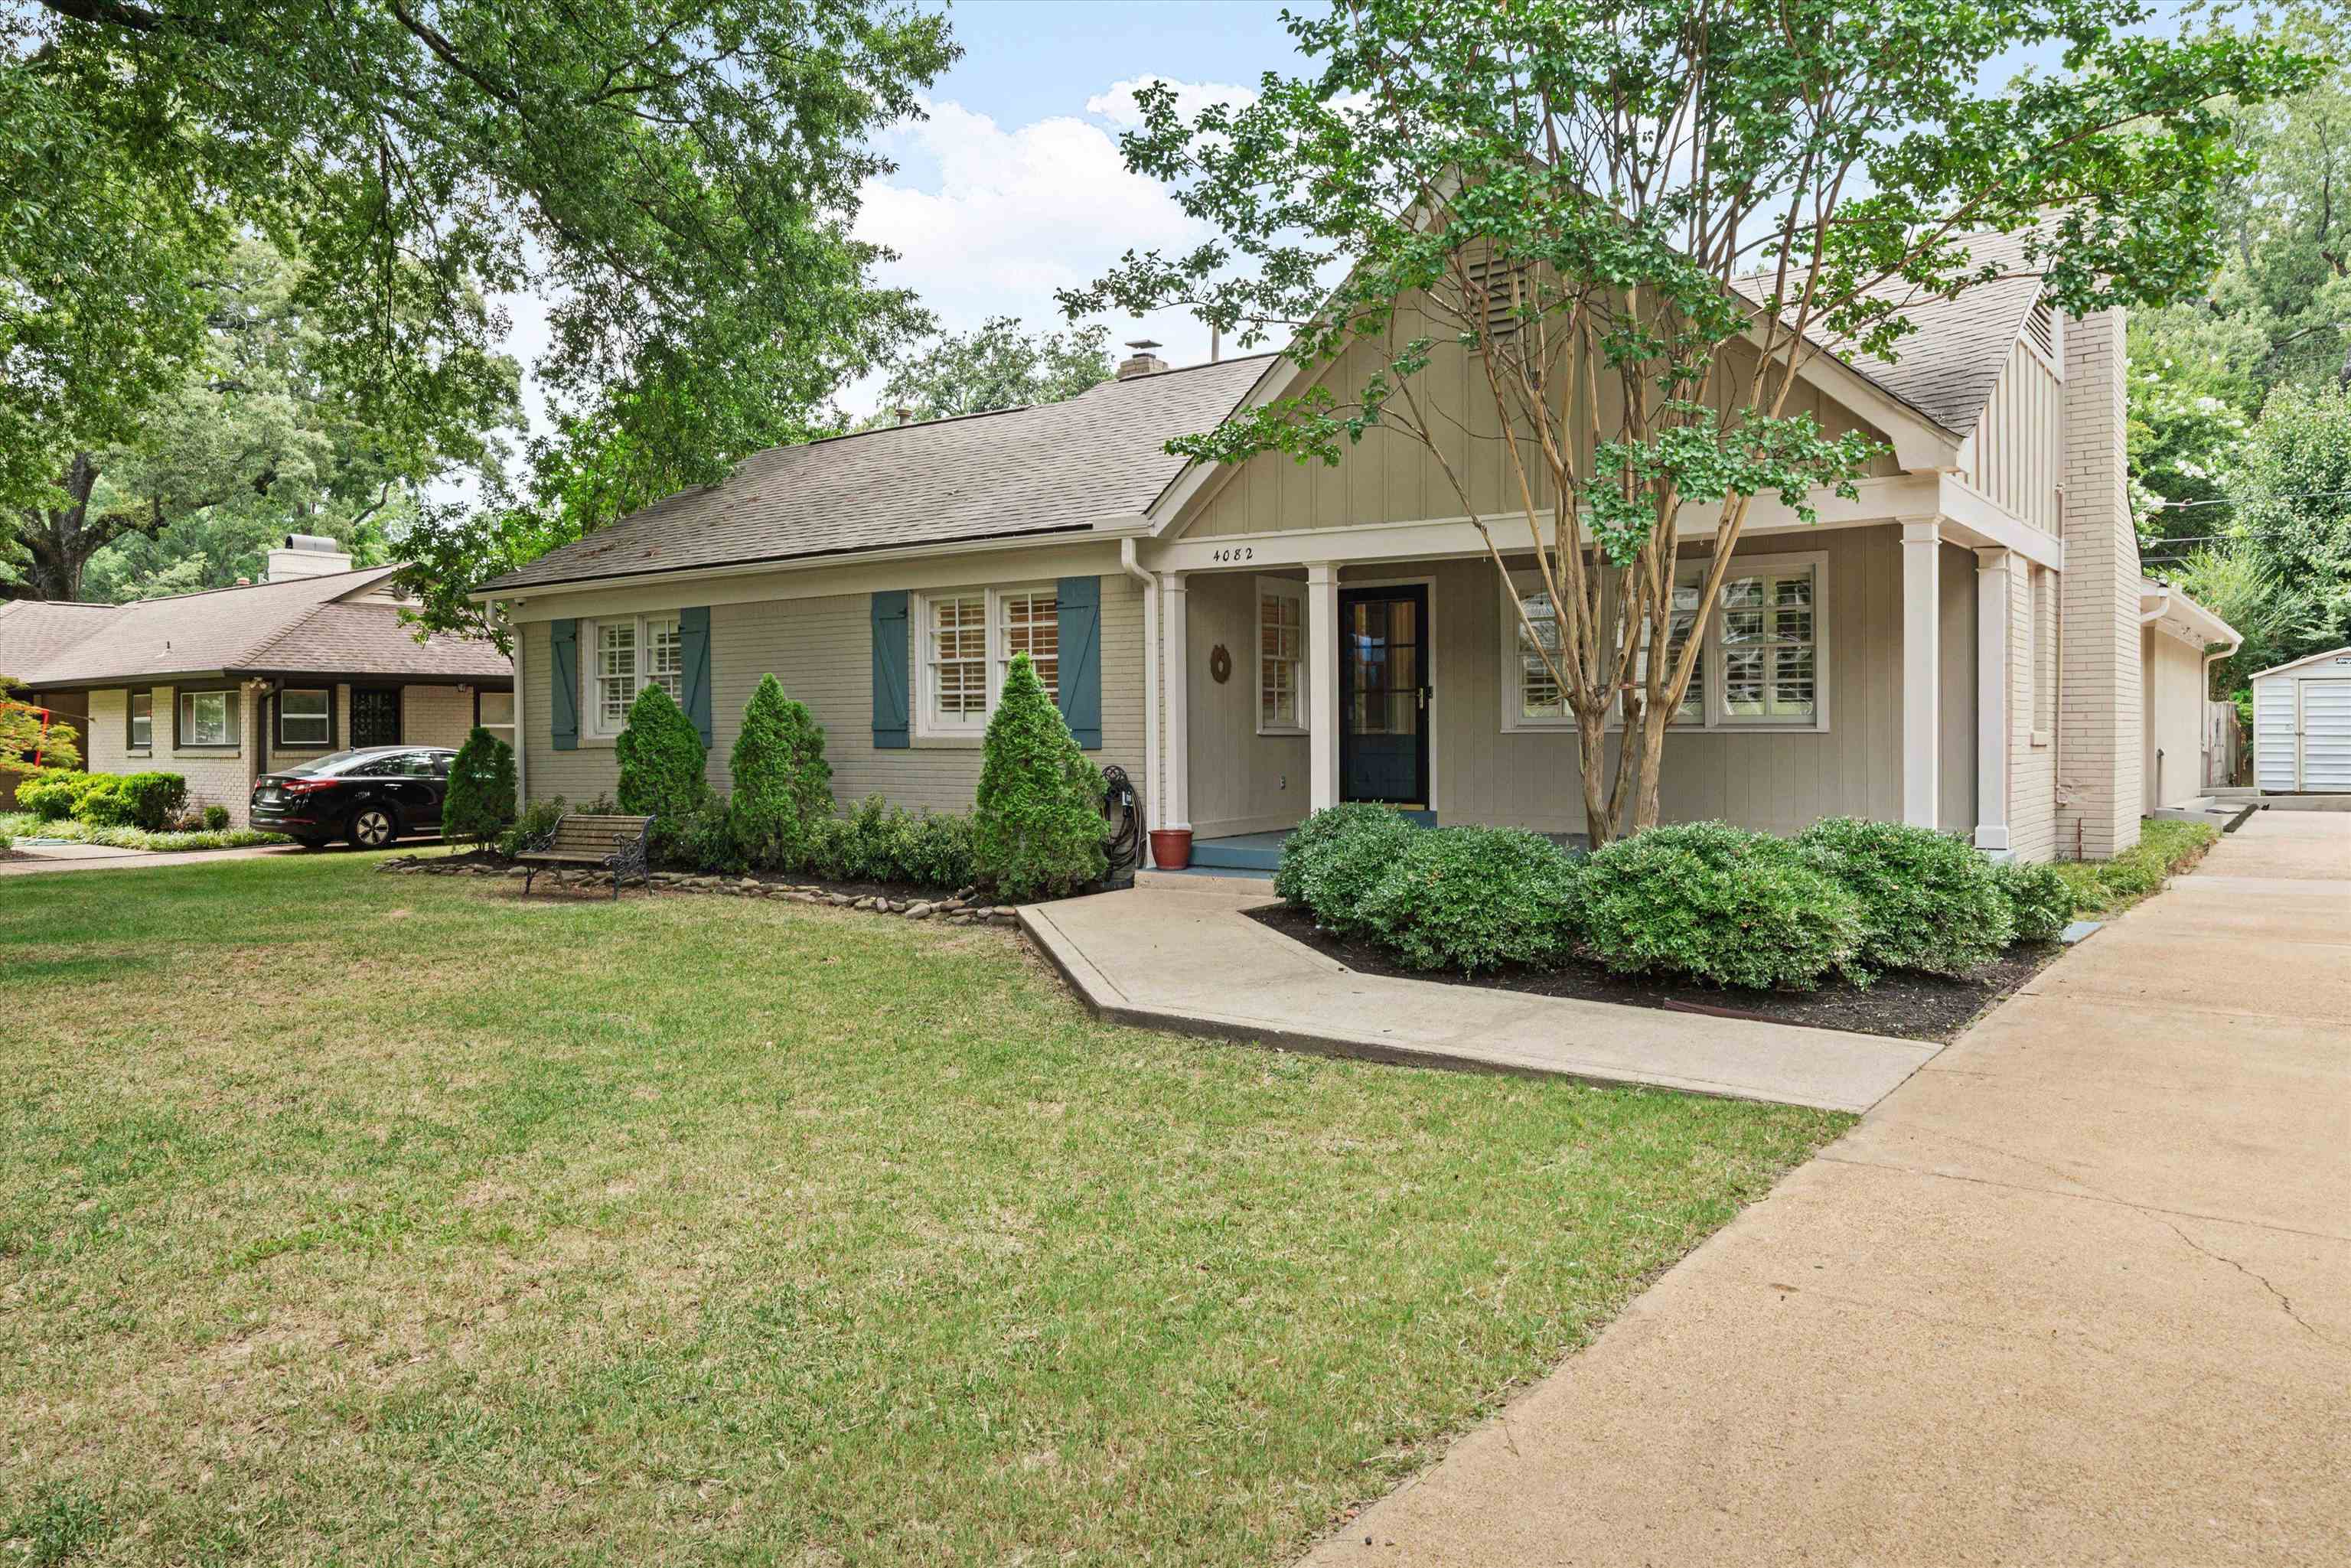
1148 828 1193 871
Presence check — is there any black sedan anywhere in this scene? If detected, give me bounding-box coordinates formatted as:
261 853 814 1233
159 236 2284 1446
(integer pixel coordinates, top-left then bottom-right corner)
250 746 455 849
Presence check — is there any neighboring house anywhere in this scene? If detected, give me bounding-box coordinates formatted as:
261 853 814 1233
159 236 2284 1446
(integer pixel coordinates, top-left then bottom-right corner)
474 245 2235 866
2 536 512 826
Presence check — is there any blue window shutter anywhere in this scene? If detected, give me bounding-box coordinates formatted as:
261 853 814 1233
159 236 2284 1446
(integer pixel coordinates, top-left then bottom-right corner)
680 606 713 746
1057 575 1102 750
872 591 910 749
549 619 579 751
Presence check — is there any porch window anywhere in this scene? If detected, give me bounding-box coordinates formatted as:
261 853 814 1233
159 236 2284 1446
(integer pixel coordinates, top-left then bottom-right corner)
1717 565 1815 724
279 688 332 749
126 692 152 751
584 613 683 737
1257 578 1306 733
914 582 1058 738
1498 552 1826 733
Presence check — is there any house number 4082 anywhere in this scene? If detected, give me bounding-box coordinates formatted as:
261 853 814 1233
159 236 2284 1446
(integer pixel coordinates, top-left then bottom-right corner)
1209 546 1255 563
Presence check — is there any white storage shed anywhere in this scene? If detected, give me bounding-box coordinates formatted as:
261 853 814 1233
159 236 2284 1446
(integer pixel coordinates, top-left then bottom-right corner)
2252 647 2351 794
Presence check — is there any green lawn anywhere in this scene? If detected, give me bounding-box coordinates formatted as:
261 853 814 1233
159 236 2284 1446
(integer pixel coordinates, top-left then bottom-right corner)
1 856 1845 1566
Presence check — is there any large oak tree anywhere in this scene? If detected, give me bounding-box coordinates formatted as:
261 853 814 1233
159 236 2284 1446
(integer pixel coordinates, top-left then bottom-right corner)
1065 0 2316 841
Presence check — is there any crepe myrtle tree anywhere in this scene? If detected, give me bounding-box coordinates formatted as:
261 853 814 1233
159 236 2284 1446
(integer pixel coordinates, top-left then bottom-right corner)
1062 0 2317 842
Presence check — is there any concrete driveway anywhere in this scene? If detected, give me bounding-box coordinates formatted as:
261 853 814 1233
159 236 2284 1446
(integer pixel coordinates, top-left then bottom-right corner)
1306 811 2350 1566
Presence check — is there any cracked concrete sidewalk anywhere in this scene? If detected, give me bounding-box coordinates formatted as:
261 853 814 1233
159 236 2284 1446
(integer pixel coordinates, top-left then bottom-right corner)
1304 810 2351 1567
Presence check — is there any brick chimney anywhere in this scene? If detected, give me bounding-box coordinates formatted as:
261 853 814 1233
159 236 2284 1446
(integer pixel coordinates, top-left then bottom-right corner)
1117 339 1169 380
2056 307 2144 859
266 533 354 582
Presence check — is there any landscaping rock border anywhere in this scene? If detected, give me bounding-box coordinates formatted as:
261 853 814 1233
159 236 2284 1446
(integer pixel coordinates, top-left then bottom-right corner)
377 853 1023 925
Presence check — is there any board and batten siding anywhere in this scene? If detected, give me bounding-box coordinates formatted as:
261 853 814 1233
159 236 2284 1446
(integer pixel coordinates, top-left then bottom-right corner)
519 571 1147 817
1174 307 1903 543
1185 524 1976 839
1957 338 2064 536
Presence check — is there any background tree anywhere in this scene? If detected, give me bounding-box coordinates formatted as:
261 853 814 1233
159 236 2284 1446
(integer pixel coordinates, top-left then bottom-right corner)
5 0 958 615
1 680 82 780
866 317 1116 424
1068 0 2314 841
8 240 515 601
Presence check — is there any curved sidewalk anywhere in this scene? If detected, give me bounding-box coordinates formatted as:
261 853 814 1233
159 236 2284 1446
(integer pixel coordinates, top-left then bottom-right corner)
1022 880 1941 1114
1301 811 2351 1566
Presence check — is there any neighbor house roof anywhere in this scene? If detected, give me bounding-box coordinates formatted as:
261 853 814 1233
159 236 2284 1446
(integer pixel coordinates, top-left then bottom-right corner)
478 354 1280 596
1732 227 2046 436
3 567 510 688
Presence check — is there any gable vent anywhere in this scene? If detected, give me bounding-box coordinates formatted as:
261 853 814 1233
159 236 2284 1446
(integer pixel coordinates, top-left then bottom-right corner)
2023 298 2060 365
1460 253 1531 341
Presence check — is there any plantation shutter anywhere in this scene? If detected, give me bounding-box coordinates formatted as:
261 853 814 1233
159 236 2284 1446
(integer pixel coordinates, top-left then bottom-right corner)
680 605 714 746
1057 575 1102 750
549 618 579 751
871 590 910 749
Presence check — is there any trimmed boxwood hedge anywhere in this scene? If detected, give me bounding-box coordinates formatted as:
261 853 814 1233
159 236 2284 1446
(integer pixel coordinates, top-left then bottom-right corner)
1795 817 2014 979
1578 821 1865 990
1273 804 1420 936
1355 824 1583 975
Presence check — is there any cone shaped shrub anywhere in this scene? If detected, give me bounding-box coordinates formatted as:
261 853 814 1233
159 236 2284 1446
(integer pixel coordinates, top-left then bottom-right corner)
445 725 519 848
615 683 709 820
729 673 833 865
973 652 1106 900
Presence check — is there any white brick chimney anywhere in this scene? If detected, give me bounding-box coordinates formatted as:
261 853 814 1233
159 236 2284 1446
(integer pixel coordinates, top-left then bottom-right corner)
2056 308 2144 859
266 533 354 582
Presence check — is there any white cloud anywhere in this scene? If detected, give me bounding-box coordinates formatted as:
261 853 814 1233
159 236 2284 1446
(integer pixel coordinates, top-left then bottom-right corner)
1082 75 1258 131
842 82 1266 417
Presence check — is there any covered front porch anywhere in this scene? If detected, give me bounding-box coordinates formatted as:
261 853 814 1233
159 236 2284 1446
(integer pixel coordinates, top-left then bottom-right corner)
1134 472 2064 865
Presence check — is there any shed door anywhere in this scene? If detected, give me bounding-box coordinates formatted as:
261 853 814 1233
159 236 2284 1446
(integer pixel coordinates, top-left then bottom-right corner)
2255 677 2298 792
2300 678 2351 792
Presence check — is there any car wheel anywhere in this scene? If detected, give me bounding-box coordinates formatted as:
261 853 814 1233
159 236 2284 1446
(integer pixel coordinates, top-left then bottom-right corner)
346 806 399 849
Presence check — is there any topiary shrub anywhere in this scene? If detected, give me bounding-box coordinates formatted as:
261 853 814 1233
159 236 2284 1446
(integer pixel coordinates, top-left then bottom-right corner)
729 675 834 866
1355 825 1583 975
615 683 709 820
973 652 1106 901
1991 859 2072 943
1580 820 1864 990
1275 804 1420 935
202 804 231 831
1795 817 2014 978
443 726 519 849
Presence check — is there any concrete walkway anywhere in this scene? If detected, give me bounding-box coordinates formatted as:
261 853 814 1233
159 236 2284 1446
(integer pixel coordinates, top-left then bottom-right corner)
1022 880 1940 1113
0 842 311 876
1303 810 2351 1566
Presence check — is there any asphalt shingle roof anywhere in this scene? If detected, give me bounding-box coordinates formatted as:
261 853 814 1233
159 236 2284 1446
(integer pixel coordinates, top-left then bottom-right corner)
4 568 510 686
479 354 1280 595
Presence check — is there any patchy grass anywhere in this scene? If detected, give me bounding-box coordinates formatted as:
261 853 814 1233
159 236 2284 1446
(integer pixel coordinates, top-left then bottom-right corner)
0 811 287 852
0 857 1844 1566
2053 819 2220 917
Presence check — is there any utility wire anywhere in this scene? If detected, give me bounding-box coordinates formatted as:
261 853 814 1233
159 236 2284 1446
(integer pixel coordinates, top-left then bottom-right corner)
2146 487 2351 509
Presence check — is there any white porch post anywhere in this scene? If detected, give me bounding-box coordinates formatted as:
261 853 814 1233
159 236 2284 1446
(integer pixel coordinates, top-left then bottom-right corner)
1306 561 1341 810
1160 572 1191 832
1974 548 2011 851
1901 518 1942 828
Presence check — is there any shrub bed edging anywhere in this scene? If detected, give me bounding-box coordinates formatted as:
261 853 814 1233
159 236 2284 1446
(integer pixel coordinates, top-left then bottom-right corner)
377 853 1023 924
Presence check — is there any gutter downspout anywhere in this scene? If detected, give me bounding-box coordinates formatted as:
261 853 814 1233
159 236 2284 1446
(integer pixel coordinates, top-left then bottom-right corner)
1120 540 1159 866
2203 628 2244 791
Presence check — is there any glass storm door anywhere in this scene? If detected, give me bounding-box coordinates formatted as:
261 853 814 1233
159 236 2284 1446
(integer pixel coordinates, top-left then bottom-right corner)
1339 585 1430 806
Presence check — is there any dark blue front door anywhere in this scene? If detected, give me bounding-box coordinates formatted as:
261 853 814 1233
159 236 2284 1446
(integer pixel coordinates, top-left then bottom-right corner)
1339 586 1430 806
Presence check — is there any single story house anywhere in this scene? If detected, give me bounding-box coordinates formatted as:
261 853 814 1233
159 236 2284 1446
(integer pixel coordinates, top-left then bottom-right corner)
474 242 2233 867
2 536 512 826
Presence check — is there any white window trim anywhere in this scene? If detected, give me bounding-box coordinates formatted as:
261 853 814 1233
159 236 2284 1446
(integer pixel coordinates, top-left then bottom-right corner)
1255 575 1308 736
1498 551 1831 735
911 582 1061 745
579 612 683 742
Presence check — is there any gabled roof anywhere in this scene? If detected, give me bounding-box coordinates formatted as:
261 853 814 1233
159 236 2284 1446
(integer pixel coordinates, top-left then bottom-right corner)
479 354 1280 595
1732 227 2046 437
2252 645 2351 681
2 567 510 687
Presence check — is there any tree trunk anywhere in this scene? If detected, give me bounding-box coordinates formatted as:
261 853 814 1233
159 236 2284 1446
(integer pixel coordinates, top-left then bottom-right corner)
1576 706 1614 846
15 455 104 601
1628 703 1669 834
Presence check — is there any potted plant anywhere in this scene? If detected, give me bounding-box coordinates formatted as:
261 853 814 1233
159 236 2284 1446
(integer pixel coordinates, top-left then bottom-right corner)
1148 826 1192 870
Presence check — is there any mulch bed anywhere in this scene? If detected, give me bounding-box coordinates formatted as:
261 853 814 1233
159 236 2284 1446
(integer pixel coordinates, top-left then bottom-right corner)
1247 901 2062 1044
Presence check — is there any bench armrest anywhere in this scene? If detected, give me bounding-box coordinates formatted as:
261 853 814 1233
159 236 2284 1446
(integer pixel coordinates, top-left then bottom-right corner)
520 810 567 856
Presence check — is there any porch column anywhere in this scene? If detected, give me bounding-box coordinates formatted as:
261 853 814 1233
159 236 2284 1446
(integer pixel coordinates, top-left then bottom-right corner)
1160 572 1191 831
1306 561 1341 810
1901 518 1942 828
1974 548 2011 851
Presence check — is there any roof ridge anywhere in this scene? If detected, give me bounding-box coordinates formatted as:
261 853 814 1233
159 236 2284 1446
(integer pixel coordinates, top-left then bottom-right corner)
810 354 1283 448
108 562 402 608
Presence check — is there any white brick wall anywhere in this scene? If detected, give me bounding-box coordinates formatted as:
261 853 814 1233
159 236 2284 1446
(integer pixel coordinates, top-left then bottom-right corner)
2056 308 2144 860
